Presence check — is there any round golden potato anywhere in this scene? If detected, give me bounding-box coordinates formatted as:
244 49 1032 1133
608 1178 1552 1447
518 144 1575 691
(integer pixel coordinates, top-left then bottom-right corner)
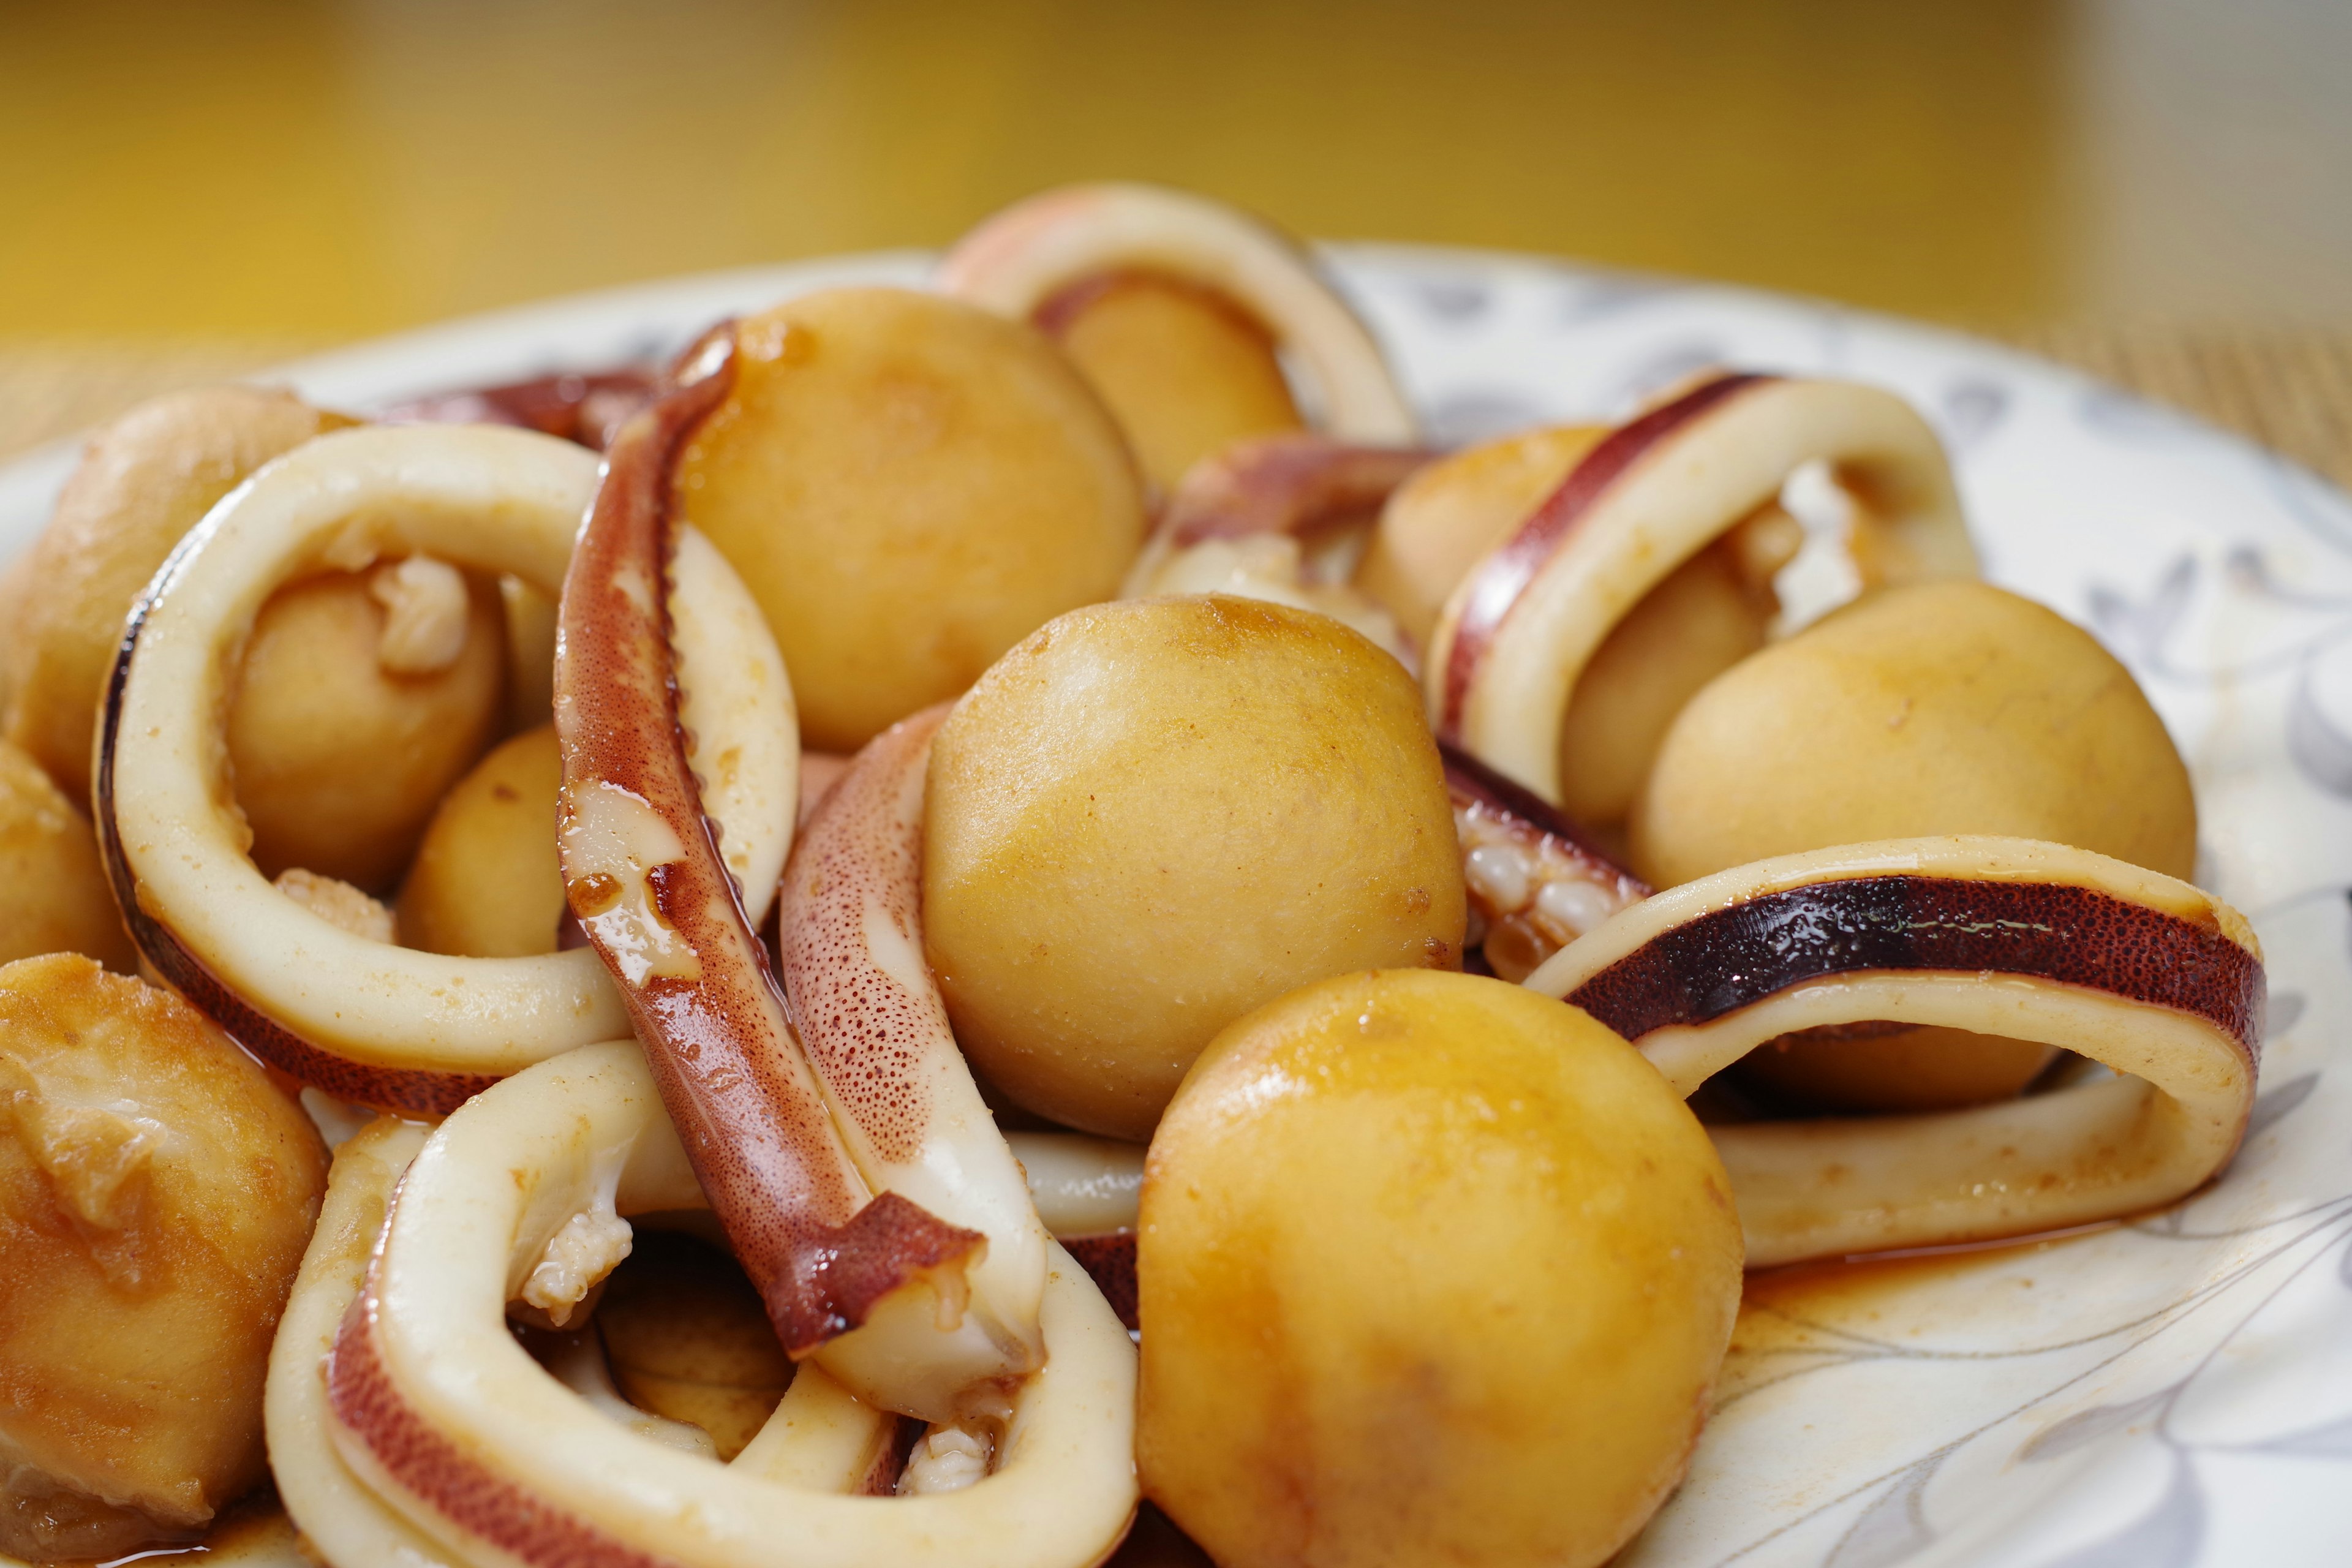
1139 969 1742 1568
0 740 135 971
1355 423 1602 647
1556 538 1776 829
0 954 328 1561
924 596 1465 1140
1046 273 1304 493
397 724 564 957
1735 1023 2064 1115
228 564 507 892
676 287 1147 752
1634 578 2197 1109
4 387 350 803
1634 579 2196 884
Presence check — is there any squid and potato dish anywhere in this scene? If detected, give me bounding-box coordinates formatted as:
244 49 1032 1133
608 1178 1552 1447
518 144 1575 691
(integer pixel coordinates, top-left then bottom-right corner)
0 184 2263 1568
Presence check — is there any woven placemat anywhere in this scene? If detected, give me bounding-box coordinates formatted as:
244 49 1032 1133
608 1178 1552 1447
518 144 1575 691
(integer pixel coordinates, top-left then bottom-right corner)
4 328 2348 489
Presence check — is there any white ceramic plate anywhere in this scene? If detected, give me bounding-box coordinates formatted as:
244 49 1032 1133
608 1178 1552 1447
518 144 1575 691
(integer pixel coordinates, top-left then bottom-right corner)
3 249 2346 1568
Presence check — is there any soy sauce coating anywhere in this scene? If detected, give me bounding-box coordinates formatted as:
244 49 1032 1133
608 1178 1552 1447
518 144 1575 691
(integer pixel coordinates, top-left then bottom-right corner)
1566 874 2264 1052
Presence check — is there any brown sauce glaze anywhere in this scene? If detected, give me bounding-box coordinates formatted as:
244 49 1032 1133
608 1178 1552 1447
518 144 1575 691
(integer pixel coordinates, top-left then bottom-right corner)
1565 876 2264 1054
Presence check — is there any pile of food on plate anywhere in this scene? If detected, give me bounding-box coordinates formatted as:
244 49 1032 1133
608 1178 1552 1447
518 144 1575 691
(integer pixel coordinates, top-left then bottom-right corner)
0 183 2263 1568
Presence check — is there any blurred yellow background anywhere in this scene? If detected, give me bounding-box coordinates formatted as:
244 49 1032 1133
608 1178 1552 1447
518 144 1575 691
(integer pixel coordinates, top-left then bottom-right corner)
1 0 2348 462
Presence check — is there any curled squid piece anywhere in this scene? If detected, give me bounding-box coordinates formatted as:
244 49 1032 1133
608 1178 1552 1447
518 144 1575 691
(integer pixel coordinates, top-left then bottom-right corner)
1441 743 1649 982
1525 837 2265 1265
388 368 662 452
97 424 793 1115
558 362 1100 1423
774 707 1053 1411
1430 372 1978 809
285 1044 1136 1568
1122 432 1435 665
940 181 1417 489
1002 1133 1147 1331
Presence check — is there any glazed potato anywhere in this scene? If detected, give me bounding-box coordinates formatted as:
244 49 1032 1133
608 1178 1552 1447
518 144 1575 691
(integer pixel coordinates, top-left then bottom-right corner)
398 725 564 957
1355 424 1602 646
1556 538 1776 828
1635 579 2198 1110
0 954 328 1561
595 1231 794 1462
1635 579 2196 884
1139 970 1742 1568
924 597 1465 1140
0 740 135 971
676 288 1147 752
4 388 350 802
1046 273 1305 492
228 564 507 892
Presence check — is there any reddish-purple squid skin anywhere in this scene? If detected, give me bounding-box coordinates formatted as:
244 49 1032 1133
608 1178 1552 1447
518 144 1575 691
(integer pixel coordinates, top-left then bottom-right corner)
1438 740 1648 894
1060 1234 1139 1332
328 1287 687 1568
555 347 980 1358
1159 432 1439 547
1439 372 1775 739
1564 875 2266 1061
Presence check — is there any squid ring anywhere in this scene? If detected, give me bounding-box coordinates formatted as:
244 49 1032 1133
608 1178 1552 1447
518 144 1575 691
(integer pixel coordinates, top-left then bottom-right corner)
1523 836 2265 1266
1428 372 1978 802
936 181 1418 444
315 1042 1138 1568
266 1113 951 1568
97 423 794 1116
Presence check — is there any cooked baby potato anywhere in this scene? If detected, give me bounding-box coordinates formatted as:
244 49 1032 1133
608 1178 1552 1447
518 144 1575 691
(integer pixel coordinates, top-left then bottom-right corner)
924 595 1466 1140
398 724 564 957
1635 578 2198 1110
228 563 507 892
0 954 328 1562
1043 272 1305 492
1139 969 1741 1568
675 287 1147 753
1555 535 1781 829
3 387 350 803
0 740 135 971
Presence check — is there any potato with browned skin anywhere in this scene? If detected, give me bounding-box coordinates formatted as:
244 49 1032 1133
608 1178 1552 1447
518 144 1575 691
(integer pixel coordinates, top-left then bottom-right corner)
3 388 351 804
0 741 135 971
397 724 565 957
925 596 1464 1140
676 288 1147 753
1635 578 2199 1110
1139 970 1741 1568
0 954 328 1562
1043 273 1305 492
228 563 507 892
